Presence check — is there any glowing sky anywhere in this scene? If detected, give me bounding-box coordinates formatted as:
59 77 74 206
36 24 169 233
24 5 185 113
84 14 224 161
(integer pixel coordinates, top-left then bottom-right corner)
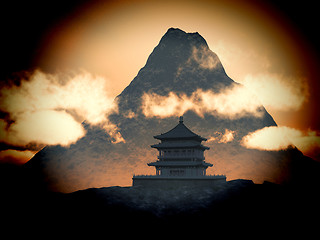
38 0 318 129
0 0 319 163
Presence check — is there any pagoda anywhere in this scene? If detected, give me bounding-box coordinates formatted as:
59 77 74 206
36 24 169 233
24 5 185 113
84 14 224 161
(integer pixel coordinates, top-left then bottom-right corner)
132 116 226 188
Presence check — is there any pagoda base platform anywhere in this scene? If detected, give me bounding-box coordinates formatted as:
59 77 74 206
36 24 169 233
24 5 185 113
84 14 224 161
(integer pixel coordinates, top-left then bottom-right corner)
132 175 226 188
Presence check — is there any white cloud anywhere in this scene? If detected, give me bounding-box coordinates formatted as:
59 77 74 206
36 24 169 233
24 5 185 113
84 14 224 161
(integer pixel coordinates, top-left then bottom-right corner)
141 84 264 119
241 126 320 156
2 110 85 146
219 129 235 143
207 129 235 143
0 69 124 147
0 70 116 124
190 46 220 70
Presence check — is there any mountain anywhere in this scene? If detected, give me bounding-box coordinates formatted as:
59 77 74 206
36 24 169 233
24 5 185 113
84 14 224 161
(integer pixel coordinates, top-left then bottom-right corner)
26 28 309 192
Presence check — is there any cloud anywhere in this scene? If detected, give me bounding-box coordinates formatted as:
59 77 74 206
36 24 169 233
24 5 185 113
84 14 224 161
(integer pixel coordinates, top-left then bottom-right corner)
241 126 320 159
242 74 308 111
190 46 220 70
175 45 221 78
141 84 264 119
0 69 124 148
219 129 235 143
207 129 235 143
0 70 116 124
0 149 35 165
213 41 271 82
0 110 85 146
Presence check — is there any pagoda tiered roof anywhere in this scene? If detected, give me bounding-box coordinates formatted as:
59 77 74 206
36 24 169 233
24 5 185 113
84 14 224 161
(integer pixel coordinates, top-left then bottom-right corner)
151 140 209 150
153 116 207 141
148 161 213 167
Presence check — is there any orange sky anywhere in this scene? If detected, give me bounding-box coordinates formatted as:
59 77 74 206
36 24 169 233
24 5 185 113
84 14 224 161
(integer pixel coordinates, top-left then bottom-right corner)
37 0 319 132
1 0 319 165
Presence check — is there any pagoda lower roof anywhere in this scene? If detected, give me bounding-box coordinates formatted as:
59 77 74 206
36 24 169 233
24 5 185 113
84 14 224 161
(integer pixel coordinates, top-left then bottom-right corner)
148 161 213 167
151 141 209 150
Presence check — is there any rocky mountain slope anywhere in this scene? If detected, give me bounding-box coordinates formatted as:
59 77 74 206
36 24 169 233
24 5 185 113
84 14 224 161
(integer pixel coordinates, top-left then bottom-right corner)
26 28 308 192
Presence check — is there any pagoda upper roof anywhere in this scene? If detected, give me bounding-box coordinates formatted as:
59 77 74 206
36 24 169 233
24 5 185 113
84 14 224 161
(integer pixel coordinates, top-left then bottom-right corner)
154 116 207 141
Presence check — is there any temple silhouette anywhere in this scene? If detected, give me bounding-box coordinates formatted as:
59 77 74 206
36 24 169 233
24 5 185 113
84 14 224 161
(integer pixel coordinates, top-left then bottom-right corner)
132 116 226 187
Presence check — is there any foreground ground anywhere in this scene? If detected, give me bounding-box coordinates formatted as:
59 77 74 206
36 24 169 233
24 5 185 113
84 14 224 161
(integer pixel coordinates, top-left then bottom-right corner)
1 164 319 237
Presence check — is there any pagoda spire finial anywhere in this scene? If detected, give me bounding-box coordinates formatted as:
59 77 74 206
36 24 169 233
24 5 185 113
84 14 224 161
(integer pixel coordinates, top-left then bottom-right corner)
179 116 183 123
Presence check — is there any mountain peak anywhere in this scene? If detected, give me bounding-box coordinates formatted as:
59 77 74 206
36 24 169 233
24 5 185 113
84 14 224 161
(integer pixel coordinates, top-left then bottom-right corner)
166 27 202 38
144 28 214 74
119 28 228 100
160 28 208 48
166 27 184 33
